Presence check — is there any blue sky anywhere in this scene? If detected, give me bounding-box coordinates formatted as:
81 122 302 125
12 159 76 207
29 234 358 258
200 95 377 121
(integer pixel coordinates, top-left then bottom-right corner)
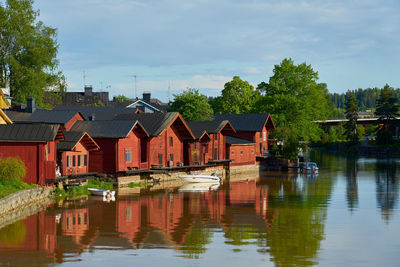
32 0 400 101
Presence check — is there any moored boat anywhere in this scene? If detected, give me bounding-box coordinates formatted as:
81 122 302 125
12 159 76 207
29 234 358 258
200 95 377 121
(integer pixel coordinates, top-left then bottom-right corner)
179 173 221 183
88 188 116 198
178 183 220 192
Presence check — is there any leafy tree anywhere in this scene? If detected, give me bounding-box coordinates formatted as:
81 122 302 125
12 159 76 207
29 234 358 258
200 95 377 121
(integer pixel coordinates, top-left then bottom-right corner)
113 94 131 103
375 84 399 130
168 88 213 121
272 127 300 160
344 92 359 143
218 76 261 114
256 58 334 142
0 0 64 106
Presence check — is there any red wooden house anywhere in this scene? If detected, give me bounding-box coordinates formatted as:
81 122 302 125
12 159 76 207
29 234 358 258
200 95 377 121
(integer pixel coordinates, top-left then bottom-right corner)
186 120 235 164
0 124 64 184
225 136 256 166
115 112 195 168
183 127 210 165
57 132 100 176
214 113 275 156
69 120 149 173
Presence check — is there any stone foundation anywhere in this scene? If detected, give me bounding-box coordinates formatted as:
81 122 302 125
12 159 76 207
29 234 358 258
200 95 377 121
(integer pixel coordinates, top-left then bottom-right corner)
0 187 53 228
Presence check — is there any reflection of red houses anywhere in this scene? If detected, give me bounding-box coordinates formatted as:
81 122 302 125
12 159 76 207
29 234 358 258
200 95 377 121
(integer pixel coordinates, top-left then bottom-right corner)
0 211 56 254
62 208 89 245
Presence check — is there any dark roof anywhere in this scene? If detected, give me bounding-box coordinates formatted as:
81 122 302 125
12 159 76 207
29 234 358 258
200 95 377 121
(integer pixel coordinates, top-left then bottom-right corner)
69 120 143 138
0 124 60 142
114 112 180 136
187 120 232 135
225 136 255 145
4 109 82 125
53 106 137 120
57 131 99 151
3 110 31 122
214 113 272 132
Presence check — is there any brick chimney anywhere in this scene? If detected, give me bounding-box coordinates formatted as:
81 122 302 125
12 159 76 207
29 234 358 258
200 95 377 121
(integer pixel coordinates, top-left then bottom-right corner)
143 92 151 103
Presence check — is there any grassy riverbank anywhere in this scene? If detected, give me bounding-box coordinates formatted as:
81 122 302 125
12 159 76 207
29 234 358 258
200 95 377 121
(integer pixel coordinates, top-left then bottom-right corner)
0 179 35 199
55 179 114 200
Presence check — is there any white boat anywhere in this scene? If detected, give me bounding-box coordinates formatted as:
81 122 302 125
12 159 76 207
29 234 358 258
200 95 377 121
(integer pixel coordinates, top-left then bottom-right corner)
88 188 116 198
178 183 220 192
300 162 319 174
179 173 221 183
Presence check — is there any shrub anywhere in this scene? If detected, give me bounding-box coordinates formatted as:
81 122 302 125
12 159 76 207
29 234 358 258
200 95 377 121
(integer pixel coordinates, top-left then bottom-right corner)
0 157 26 181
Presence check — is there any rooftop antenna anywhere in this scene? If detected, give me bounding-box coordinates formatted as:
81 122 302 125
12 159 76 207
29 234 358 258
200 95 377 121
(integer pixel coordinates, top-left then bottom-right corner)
168 81 171 103
131 75 137 98
83 71 86 86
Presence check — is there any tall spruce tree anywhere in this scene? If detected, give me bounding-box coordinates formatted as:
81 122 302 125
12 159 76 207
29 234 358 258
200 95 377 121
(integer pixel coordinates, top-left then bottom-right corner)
344 92 359 143
375 84 399 129
0 0 65 106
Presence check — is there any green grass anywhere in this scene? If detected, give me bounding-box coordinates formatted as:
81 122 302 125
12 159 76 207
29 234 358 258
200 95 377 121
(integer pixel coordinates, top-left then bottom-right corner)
0 178 35 199
128 181 143 188
54 179 114 201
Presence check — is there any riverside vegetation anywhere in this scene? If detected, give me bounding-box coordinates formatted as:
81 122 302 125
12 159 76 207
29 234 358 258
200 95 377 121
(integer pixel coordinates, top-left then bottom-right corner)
0 157 34 199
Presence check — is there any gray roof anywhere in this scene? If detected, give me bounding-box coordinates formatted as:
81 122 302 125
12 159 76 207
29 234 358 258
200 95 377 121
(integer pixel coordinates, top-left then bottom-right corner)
4 109 81 125
69 120 142 138
57 131 99 151
114 112 180 136
214 113 272 132
53 106 137 120
226 136 255 145
0 124 60 142
187 120 232 135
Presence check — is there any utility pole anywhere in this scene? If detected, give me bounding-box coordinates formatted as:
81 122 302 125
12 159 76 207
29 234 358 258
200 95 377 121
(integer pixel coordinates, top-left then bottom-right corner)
132 75 137 98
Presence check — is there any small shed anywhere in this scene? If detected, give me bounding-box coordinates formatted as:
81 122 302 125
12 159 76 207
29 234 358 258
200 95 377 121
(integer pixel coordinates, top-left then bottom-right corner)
57 132 100 176
0 124 64 184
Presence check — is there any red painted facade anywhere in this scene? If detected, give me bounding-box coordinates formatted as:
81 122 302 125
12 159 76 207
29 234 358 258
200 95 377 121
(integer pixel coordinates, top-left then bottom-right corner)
64 113 85 131
226 143 256 166
0 141 59 185
59 142 90 176
89 124 148 173
230 127 269 156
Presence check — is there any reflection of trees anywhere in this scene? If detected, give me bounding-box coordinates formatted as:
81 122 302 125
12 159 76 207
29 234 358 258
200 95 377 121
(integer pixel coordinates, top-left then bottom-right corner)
375 159 399 223
259 173 334 267
345 157 358 212
181 223 212 259
0 220 26 248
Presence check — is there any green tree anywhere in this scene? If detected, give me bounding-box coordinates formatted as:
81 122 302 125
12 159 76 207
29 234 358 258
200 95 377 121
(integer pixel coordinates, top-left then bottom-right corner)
219 76 261 114
375 84 399 130
168 88 213 121
113 94 130 103
0 0 64 106
344 92 359 143
256 58 334 142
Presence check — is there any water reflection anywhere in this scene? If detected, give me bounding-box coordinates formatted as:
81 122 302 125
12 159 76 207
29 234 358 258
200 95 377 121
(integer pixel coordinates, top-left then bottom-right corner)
375 159 399 223
346 157 359 212
1 153 400 266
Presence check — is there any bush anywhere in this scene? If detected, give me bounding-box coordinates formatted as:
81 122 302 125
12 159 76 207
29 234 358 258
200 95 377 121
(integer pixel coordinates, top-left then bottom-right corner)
0 157 26 181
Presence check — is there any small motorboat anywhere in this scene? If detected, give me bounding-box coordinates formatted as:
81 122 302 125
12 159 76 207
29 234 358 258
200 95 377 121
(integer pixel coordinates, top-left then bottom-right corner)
88 188 116 199
178 183 220 192
179 173 221 183
300 162 319 174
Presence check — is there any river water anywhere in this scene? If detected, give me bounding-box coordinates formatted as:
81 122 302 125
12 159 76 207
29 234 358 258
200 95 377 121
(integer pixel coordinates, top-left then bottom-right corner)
0 152 400 266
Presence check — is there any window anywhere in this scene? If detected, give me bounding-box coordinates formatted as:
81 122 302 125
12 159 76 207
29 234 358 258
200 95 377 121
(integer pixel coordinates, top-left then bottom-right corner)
260 143 263 155
84 155 87 166
251 150 254 154
240 151 243 155
78 155 81 166
125 149 132 163
214 134 218 141
67 156 70 167
263 132 266 141
231 151 234 155
158 154 163 165
170 137 173 147
214 148 218 160
72 155 76 167
260 132 262 138
169 153 174 161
